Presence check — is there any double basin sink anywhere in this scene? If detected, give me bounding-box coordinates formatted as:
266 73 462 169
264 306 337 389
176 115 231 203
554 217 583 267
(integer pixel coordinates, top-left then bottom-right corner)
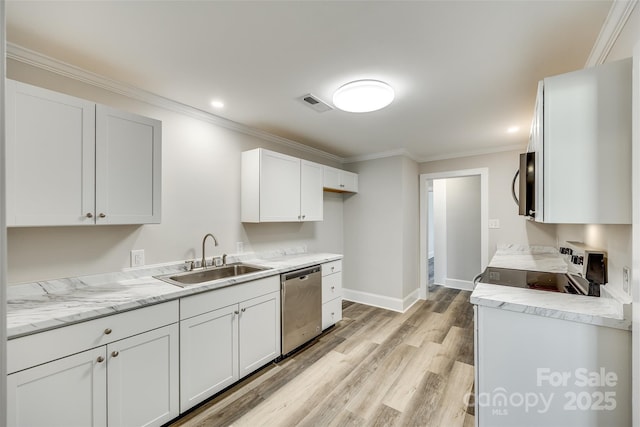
156 263 272 288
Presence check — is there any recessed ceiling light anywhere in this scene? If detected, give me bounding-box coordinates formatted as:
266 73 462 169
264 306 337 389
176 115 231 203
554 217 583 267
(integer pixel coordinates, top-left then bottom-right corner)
211 100 224 109
333 80 395 113
507 126 520 134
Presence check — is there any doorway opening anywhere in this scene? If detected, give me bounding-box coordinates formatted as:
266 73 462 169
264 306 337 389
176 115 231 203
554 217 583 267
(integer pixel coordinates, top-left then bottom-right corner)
419 168 489 300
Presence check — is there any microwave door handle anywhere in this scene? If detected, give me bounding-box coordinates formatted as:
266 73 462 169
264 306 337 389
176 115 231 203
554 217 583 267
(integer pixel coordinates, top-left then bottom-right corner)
511 169 520 206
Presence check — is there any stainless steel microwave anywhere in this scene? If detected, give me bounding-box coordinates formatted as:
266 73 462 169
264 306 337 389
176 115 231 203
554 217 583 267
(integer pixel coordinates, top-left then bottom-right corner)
513 152 535 217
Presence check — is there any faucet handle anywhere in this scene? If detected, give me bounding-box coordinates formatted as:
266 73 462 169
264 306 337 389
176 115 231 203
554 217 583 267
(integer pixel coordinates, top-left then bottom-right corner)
222 254 228 266
185 260 195 271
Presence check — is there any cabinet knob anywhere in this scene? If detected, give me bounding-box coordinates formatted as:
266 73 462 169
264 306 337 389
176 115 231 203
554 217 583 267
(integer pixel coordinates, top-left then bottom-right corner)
98 213 106 218
331 286 335 291
234 310 239 315
96 356 105 363
241 308 246 313
86 213 94 218
302 215 306 219
104 328 112 335
331 267 335 272
111 351 119 358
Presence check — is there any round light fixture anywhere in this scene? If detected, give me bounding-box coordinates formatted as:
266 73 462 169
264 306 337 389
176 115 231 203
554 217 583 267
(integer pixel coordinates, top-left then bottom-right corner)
333 80 395 113
507 126 520 134
210 100 225 109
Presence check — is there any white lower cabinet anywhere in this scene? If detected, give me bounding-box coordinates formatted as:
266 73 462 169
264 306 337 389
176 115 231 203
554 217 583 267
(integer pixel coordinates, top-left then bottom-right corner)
7 325 179 427
8 347 107 427
107 324 179 427
179 276 281 412
322 260 343 329
7 302 179 427
475 305 631 427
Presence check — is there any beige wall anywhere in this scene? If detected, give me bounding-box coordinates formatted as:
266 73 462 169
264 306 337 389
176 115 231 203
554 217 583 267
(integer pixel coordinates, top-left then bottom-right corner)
420 149 558 260
343 155 420 309
6 59 346 284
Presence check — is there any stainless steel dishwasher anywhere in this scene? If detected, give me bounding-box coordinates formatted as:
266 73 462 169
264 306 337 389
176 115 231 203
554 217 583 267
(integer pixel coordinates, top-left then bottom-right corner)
281 265 322 355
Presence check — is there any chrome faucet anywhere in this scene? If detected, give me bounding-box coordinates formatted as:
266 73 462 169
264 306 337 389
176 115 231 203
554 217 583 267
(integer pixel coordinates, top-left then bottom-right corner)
201 233 219 268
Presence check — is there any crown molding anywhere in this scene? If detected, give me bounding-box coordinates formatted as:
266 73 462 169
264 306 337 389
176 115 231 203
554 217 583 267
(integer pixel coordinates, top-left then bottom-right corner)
343 148 420 164
585 0 638 67
6 42 344 164
416 143 525 164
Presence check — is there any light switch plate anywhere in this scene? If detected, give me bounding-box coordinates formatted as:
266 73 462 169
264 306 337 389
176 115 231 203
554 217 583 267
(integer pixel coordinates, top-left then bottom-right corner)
488 219 500 229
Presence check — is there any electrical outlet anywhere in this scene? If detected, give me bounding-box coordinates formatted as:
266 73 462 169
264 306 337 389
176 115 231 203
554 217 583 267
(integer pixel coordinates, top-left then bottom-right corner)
130 249 145 268
488 219 500 229
623 266 630 295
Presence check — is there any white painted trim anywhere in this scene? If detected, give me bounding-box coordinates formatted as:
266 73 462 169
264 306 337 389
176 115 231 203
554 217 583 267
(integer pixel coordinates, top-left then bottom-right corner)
416 143 525 164
343 288 418 313
444 278 474 291
343 148 419 163
585 0 638 67
419 168 489 301
630 39 640 427
6 43 344 165
1 0 8 422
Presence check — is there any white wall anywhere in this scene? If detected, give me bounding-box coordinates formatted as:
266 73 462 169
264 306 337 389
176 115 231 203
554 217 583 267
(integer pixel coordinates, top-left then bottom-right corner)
5 59 345 284
343 155 420 311
420 149 558 258
1 0 8 422
445 176 481 282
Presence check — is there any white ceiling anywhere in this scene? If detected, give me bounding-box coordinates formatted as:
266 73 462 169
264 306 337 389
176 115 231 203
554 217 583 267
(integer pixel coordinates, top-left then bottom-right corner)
6 0 613 162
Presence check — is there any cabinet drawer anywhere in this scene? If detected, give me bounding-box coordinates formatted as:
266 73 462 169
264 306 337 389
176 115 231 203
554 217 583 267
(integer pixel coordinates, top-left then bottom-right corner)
322 298 343 330
322 272 343 304
180 276 279 320
322 260 342 276
8 300 178 374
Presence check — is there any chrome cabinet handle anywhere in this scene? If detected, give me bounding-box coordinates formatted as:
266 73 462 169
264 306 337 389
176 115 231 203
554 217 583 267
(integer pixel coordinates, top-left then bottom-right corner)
86 212 94 218
98 213 106 218
111 351 119 358
97 356 105 363
104 328 112 335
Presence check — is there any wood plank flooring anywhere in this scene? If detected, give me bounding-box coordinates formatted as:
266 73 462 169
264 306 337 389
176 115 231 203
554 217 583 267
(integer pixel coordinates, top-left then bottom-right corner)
169 286 475 427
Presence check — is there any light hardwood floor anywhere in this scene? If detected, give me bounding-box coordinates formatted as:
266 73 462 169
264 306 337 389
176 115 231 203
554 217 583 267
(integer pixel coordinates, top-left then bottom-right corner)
169 286 475 427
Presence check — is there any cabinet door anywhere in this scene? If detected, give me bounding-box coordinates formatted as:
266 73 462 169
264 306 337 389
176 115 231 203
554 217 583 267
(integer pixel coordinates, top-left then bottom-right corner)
341 171 358 193
180 304 239 411
5 79 96 226
300 160 324 221
238 291 281 378
322 298 343 330
259 150 301 221
7 347 107 427
96 105 162 224
107 324 179 427
323 166 342 190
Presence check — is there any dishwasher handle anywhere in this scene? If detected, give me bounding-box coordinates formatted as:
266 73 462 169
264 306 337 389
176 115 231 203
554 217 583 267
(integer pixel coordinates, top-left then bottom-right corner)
281 265 321 282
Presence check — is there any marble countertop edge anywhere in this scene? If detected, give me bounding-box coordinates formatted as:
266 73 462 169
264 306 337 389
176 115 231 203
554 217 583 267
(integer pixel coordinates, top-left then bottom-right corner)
471 283 631 331
7 252 343 339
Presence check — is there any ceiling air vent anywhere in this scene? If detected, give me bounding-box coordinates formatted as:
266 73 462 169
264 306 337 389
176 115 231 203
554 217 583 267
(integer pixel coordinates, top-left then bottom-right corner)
298 93 333 113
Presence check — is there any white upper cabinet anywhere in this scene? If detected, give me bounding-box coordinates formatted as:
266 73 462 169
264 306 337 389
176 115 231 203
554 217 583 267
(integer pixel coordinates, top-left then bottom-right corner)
5 80 161 226
96 105 161 224
533 58 631 224
323 165 358 193
241 148 323 222
6 80 96 226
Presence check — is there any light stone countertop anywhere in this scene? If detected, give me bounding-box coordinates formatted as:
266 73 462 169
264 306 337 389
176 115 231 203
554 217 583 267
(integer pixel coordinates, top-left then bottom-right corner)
471 245 631 330
7 249 342 339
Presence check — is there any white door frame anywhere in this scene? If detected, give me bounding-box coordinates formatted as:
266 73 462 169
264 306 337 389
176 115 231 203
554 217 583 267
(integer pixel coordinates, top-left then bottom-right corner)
1 0 8 422
419 168 489 299
631 39 639 427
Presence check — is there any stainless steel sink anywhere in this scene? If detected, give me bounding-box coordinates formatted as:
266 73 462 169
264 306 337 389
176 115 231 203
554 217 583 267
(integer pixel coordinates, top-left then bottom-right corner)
155 263 271 287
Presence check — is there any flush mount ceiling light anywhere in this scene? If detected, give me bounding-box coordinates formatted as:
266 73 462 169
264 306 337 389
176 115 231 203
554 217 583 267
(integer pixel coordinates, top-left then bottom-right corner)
333 80 395 113
210 100 224 109
507 126 520 134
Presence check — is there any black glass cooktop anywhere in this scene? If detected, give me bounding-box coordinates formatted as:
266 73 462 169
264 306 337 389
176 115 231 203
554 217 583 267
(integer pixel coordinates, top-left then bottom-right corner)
478 267 590 295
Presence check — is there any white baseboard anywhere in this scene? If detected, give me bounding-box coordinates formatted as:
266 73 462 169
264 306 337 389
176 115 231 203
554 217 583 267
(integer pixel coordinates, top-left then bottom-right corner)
343 288 420 313
444 278 474 291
